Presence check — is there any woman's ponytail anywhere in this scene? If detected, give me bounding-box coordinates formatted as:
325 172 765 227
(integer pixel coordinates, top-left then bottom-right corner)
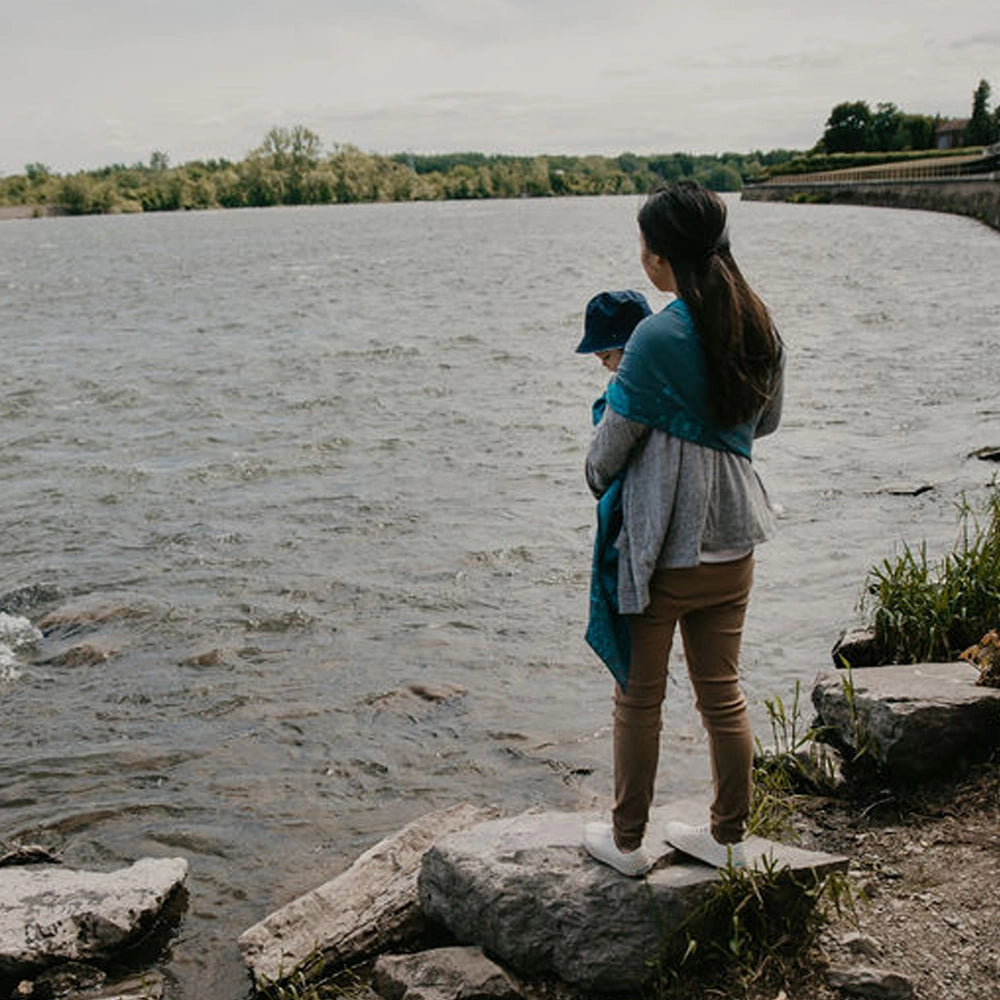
638 181 782 427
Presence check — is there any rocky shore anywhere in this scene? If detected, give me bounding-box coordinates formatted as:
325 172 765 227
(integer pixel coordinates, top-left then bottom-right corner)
5 758 997 1000
4 597 1000 1000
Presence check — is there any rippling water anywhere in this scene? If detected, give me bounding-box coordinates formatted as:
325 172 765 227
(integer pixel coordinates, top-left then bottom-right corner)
2 196 999 998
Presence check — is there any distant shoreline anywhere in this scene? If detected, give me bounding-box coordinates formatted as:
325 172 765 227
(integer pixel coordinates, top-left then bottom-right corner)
0 205 65 220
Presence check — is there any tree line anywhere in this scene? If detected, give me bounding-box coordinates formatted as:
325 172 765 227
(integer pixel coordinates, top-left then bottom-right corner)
819 78 999 153
0 126 798 216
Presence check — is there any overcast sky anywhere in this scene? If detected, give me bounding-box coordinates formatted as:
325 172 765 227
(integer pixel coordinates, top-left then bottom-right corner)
2 0 997 175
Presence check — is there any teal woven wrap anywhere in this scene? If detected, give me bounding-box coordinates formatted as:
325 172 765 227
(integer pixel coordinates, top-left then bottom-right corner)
605 298 755 460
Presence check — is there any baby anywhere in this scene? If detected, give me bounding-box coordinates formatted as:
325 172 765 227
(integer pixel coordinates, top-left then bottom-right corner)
577 289 652 690
576 289 652 421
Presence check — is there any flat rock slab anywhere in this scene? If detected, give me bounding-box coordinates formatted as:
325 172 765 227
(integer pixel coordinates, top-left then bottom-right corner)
813 663 1000 781
418 800 847 994
239 803 497 987
0 858 187 979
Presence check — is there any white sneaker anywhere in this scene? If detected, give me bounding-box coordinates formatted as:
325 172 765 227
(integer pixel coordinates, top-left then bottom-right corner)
665 821 746 869
583 821 654 877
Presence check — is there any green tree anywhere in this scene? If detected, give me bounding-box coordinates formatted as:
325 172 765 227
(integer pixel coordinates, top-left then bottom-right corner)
822 101 873 152
149 150 170 171
24 162 50 181
523 156 552 196
871 102 905 151
59 174 116 214
647 154 686 182
965 79 996 146
488 161 525 198
240 157 285 207
698 162 742 191
329 145 378 203
258 124 322 170
616 152 642 174
214 167 246 208
900 113 937 150
251 125 323 203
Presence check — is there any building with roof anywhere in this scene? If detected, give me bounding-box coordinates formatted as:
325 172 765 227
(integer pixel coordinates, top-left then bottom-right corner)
936 118 970 149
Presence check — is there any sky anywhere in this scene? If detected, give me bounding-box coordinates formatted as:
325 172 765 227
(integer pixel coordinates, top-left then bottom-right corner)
2 0 998 176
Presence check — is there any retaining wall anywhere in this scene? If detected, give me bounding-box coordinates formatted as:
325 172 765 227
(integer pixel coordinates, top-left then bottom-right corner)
742 176 1000 232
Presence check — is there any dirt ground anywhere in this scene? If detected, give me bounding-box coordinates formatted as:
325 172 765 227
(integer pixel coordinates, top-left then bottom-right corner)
795 761 1000 1000
705 758 1000 1000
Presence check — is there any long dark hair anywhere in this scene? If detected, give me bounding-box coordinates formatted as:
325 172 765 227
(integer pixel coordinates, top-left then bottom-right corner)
637 180 782 427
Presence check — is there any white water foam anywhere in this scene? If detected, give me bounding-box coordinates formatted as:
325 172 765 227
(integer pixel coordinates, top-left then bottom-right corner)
0 611 41 651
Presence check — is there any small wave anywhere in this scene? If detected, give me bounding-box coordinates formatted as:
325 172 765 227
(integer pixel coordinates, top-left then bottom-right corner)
338 345 420 361
287 396 347 412
467 546 534 567
240 607 316 632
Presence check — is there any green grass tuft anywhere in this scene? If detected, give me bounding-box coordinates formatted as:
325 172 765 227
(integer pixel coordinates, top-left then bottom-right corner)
749 681 841 839
654 857 857 998
863 481 1000 663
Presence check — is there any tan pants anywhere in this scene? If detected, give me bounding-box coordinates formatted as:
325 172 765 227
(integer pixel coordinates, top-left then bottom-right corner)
612 555 754 851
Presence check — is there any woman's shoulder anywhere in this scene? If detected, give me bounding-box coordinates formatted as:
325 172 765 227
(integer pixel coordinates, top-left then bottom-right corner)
628 297 695 354
633 297 692 337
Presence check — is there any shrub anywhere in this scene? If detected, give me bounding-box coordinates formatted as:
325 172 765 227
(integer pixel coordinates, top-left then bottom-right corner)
863 482 1000 663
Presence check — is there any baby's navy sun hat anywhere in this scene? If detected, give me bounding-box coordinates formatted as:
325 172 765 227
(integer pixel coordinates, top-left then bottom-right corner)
576 289 652 354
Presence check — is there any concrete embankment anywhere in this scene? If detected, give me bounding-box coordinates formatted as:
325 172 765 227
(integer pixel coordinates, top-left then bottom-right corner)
742 175 1000 232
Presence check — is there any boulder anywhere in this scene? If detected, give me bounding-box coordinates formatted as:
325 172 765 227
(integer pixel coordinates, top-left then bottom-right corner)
0 858 187 981
372 946 522 1000
418 801 848 994
812 663 1000 781
0 584 61 616
831 627 880 669
238 803 497 987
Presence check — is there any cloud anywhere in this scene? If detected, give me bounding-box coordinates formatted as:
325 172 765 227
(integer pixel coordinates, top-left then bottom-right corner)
1 0 997 174
950 31 1000 48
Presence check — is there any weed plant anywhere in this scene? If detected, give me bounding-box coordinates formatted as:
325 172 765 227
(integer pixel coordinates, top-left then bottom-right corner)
655 858 856 998
257 962 371 1000
864 482 1000 663
749 682 840 839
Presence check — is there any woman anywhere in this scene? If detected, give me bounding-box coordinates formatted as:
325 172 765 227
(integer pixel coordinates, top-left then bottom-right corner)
582 180 783 876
